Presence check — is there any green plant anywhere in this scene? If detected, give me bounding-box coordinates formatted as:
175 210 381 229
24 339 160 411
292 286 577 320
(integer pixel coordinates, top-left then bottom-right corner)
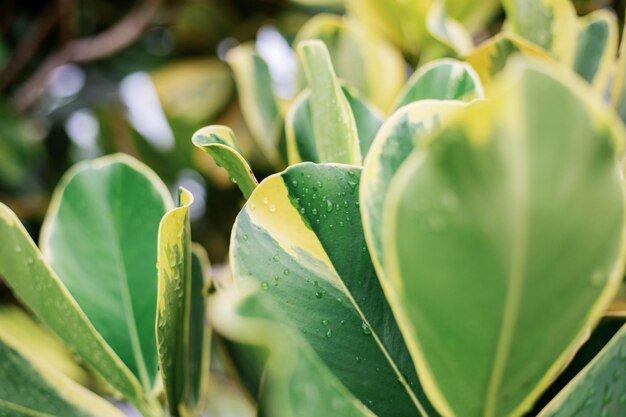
0 155 209 417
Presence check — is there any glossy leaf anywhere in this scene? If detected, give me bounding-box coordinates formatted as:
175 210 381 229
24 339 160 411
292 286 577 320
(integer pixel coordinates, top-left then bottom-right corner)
192 125 258 199
0 339 126 417
465 33 552 85
294 13 406 112
538 323 626 417
502 0 577 64
0 305 92 387
393 59 483 110
296 40 362 165
0 203 143 405
573 9 617 92
40 154 173 392
361 100 472 286
229 162 436 416
382 62 626 417
286 85 382 165
210 287 374 417
226 44 283 168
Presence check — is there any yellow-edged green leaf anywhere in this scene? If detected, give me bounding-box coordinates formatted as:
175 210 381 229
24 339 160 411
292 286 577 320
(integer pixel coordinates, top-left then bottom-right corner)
192 125 258 199
285 85 382 165
361 100 472 289
152 58 234 125
226 44 283 169
611 23 626 125
294 13 406 112
443 0 500 32
382 60 626 417
502 0 577 64
228 162 437 416
573 9 618 93
393 58 483 110
296 40 362 165
426 2 474 56
39 154 173 395
0 305 92 387
538 322 626 417
465 33 552 86
0 339 126 417
210 286 374 417
0 203 144 407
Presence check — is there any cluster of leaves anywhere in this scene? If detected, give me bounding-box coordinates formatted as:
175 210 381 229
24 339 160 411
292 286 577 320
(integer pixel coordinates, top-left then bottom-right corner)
1 1 626 417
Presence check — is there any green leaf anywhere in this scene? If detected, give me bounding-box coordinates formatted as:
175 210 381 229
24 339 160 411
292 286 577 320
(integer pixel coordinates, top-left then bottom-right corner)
393 58 483 110
294 13 406 112
192 125 258 199
40 154 174 392
465 33 552 86
286 86 382 165
152 58 234 125
502 0 577 64
210 287 374 417
0 339 126 417
611 22 626 126
226 44 283 168
361 100 472 286
0 203 144 405
538 322 626 417
426 2 474 56
382 61 626 417
156 188 209 417
228 162 436 416
296 40 362 165
573 9 617 92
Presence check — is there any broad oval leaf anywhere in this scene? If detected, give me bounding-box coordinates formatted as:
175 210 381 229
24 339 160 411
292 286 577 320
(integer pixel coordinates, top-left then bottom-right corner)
573 9 617 93
229 162 436 416
502 0 577 64
226 44 283 169
40 154 174 391
0 339 126 417
294 13 406 112
0 203 142 403
192 125 258 199
393 59 483 110
382 61 626 417
296 40 362 165
538 321 626 417
361 100 472 285
286 85 382 165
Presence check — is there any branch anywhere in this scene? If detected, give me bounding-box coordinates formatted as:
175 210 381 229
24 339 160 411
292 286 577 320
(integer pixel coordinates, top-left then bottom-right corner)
11 0 160 112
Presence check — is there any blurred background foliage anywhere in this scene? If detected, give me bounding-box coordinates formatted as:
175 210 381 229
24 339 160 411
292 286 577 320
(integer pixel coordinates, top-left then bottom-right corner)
0 0 623 264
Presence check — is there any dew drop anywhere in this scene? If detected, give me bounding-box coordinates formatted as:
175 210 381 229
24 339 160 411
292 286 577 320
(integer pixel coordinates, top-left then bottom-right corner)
274 274 281 282
347 181 358 193
340 320 346 325
355 356 361 363
591 270 605 287
283 269 290 276
312 208 318 215
326 200 334 213
361 322 372 335
263 197 269 205
242 234 249 241
326 329 333 338
273 255 280 262
300 207 306 214
292 180 298 188
322 319 329 326
14 245 22 253
261 282 269 290
315 291 324 299
269 204 276 213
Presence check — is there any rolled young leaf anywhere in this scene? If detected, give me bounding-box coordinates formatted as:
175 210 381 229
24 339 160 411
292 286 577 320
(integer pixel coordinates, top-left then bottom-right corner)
40 154 173 392
229 162 436 416
393 59 483 110
0 339 126 417
383 61 626 417
573 9 617 93
0 203 146 408
192 125 258 199
296 40 362 165
538 322 626 417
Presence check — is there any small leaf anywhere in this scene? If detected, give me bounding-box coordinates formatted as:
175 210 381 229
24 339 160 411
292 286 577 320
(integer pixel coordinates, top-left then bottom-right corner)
393 58 483 110
573 9 618 92
40 154 173 393
0 339 126 417
226 44 283 168
382 61 626 417
426 2 474 56
297 40 362 165
192 125 258 199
